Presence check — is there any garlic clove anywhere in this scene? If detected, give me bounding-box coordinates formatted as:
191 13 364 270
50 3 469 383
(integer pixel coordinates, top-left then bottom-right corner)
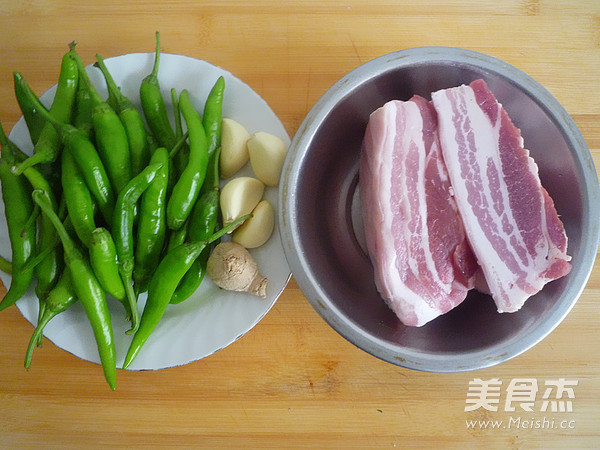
247 131 288 187
220 118 251 179
220 176 265 231
232 199 275 249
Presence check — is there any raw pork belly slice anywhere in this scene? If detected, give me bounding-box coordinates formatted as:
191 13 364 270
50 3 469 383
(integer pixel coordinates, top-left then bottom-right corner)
431 79 571 313
360 95 478 327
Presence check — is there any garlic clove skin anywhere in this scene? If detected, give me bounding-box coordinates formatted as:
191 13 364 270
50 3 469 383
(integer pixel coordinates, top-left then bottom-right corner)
220 176 265 231
247 131 288 187
220 118 251 179
232 199 275 249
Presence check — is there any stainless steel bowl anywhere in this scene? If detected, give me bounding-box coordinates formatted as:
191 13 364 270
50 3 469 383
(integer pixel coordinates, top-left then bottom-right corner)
279 47 600 372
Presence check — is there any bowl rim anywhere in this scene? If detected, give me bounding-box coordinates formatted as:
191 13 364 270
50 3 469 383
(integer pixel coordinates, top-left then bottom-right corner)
279 46 600 372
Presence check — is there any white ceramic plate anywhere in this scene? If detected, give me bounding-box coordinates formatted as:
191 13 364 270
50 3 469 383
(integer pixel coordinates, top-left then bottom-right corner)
0 53 291 370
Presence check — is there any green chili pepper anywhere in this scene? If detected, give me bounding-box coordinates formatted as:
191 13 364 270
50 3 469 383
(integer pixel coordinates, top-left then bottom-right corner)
0 121 62 302
95 54 151 178
170 149 221 304
17 73 115 224
168 246 209 305
170 87 189 183
140 32 177 151
123 214 250 369
24 270 77 369
166 219 189 252
0 256 12 274
166 89 209 230
73 75 95 139
60 148 96 245
89 228 126 302
13 72 46 145
202 76 225 159
13 47 79 175
70 47 132 194
0 135 35 312
133 147 169 294
112 162 164 334
32 190 116 390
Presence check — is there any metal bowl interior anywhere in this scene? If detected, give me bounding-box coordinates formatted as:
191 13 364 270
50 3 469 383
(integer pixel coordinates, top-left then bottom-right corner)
280 47 600 372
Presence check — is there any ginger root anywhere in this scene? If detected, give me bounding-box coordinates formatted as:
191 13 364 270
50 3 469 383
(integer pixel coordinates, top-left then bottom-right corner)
206 241 268 298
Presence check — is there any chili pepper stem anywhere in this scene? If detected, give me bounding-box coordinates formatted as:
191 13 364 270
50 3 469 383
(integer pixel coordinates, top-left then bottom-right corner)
171 88 183 138
209 215 252 244
20 204 39 238
32 192 77 256
168 131 189 159
69 45 104 105
0 255 12 274
24 309 55 369
150 31 161 79
93 54 122 108
121 270 140 335
21 236 59 273
35 301 47 346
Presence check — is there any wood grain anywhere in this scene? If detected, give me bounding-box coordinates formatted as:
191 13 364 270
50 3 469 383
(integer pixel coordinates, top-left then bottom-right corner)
1 1 599 447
